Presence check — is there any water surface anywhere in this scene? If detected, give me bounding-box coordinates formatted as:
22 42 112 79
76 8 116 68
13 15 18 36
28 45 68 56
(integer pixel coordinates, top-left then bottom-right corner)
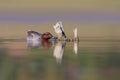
0 39 120 80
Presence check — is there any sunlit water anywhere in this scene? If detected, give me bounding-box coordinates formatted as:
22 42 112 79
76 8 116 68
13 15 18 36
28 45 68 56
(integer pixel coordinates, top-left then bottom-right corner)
0 39 120 80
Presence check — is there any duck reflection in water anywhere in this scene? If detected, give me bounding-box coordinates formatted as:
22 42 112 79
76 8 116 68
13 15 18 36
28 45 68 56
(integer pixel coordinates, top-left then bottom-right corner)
27 38 52 48
73 41 79 55
53 41 66 64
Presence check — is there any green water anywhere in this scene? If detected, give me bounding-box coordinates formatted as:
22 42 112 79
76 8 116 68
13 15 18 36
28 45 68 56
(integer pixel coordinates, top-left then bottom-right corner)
0 40 120 80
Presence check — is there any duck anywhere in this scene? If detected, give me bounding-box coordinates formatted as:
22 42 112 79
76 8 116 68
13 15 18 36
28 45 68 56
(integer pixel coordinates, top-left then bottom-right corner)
27 30 54 41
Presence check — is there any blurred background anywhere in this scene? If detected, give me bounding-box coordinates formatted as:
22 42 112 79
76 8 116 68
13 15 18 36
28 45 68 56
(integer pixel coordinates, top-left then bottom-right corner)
0 0 120 38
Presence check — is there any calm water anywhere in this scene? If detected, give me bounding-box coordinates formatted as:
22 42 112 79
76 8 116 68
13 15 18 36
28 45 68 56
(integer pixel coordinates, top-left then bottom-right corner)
0 39 120 80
